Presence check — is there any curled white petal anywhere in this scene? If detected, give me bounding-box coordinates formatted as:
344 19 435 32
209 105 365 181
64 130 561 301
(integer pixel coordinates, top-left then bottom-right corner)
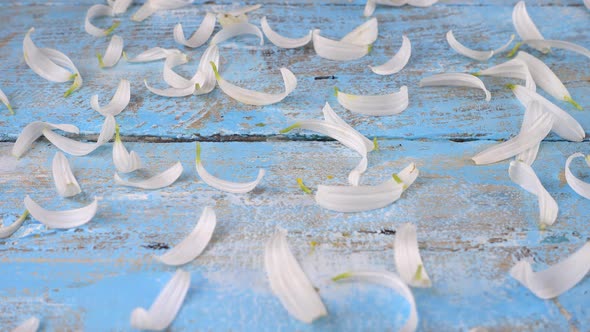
212 64 296 106
407 0 439 6
210 23 264 46
446 30 514 61
162 53 190 88
145 80 196 97
196 143 264 194
0 87 13 114
524 39 590 60
174 12 216 48
157 207 216 266
477 59 536 91
91 79 130 116
511 242 590 299
52 152 81 197
510 84 585 142
315 163 418 213
115 161 183 190
336 86 409 116
113 127 143 173
512 1 548 53
322 102 373 152
24 195 98 229
565 153 590 200
11 316 40 332
85 4 116 37
23 28 79 85
162 45 219 93
364 0 377 16
313 30 370 61
132 0 194 22
12 122 79 158
43 115 116 156
419 73 491 101
265 229 327 323
472 112 553 165
109 0 132 15
395 223 431 288
516 100 544 165
225 4 262 17
130 269 191 330
40 47 83 97
98 35 124 68
340 18 378 46
126 47 184 63
261 16 312 49
370 35 411 75
509 160 558 227
332 270 417 332
0 210 29 239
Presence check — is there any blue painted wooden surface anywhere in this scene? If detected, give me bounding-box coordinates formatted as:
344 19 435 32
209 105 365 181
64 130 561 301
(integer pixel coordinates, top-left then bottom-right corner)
1 0 590 331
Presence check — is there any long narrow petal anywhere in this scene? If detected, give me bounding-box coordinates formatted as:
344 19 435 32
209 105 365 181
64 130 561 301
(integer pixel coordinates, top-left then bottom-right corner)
332 270 418 332
145 80 196 97
109 0 133 15
40 47 83 97
156 207 216 266
370 35 411 75
211 63 296 106
52 151 81 197
91 79 130 116
126 47 184 63
23 28 74 83
364 0 377 16
524 39 590 60
565 153 590 200
12 122 79 158
98 35 124 69
322 102 373 152
336 86 409 116
130 269 191 330
43 115 116 156
24 195 98 229
509 160 558 227
174 12 216 48
0 210 29 239
395 223 432 288
0 87 14 115
11 316 39 332
260 16 312 49
516 100 544 165
193 45 219 95
477 59 536 91
340 18 378 46
132 0 194 22
407 0 439 6
113 125 143 173
217 5 261 27
313 30 370 61
162 53 193 88
511 242 590 299
512 1 548 53
315 163 418 213
85 4 118 37
472 112 552 165
210 23 264 46
419 73 491 101
509 84 585 142
265 229 327 323
446 30 514 61
195 143 264 193
115 161 183 190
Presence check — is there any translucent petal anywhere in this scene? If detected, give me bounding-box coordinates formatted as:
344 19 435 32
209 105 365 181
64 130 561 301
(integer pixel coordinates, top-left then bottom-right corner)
91 79 130 116
210 23 264 46
370 35 411 75
0 210 29 239
340 18 378 46
395 223 432 288
336 86 409 116
52 151 81 197
512 1 548 53
419 73 491 101
312 30 370 61
43 115 116 156
174 12 216 48
565 153 590 200
24 195 98 229
261 16 312 49
12 122 79 158
98 35 124 68
446 30 514 61
85 4 116 37
115 161 183 190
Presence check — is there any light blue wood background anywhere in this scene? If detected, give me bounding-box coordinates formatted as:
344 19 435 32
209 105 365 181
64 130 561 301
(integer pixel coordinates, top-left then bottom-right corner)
1 0 589 331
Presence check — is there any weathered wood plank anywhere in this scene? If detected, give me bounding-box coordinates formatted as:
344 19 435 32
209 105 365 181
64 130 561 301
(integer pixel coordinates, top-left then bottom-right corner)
1 140 589 330
0 3 588 140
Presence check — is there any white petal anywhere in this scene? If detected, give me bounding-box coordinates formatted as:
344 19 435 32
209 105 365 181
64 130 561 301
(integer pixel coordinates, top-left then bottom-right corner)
260 16 312 49
11 317 40 332
145 80 196 97
109 0 132 15
162 53 193 89
472 112 552 165
210 23 264 46
315 163 418 213
516 100 544 165
130 269 191 330
407 0 439 6
340 18 378 46
322 102 373 152
0 87 14 115
332 270 418 332
364 0 377 17
419 73 491 101
52 151 81 197
113 126 143 173
511 242 590 299
91 79 130 116
565 153 590 200
212 64 296 106
0 210 29 239
195 143 264 193
98 35 124 68
395 223 432 288
132 0 193 22
370 35 411 75
126 47 183 63
508 160 558 227
515 51 577 108
24 195 98 229
509 84 585 142
156 207 216 266
477 59 536 91
85 4 117 37
174 12 216 48
523 39 590 60
115 161 183 190
313 30 370 61
446 30 514 61
23 28 75 83
512 1 548 53
336 85 409 116
40 47 83 97
12 122 79 158
265 229 327 323
43 115 116 156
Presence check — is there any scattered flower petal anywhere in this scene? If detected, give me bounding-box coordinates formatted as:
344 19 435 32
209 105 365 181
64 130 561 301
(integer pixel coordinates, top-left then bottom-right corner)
145 80 196 97
335 86 409 116
85 4 119 37
322 102 373 152
174 12 216 48
565 153 590 200
446 30 514 61
113 125 143 173
512 1 548 53
516 100 544 165
364 0 438 16
312 29 370 61
52 151 81 197
98 35 124 68
523 39 590 60
43 115 116 156
217 4 262 27
0 87 14 115
11 316 39 332
340 18 378 46
91 79 130 116
420 73 491 101
115 161 183 190
210 23 264 46
0 210 29 239
24 195 98 229
126 47 184 63
395 223 432 288
370 35 411 75
12 122 79 158
476 58 536 91
260 16 312 49
132 0 194 22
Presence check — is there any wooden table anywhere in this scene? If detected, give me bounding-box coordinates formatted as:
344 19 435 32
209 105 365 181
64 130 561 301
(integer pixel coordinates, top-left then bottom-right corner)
1 0 589 330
